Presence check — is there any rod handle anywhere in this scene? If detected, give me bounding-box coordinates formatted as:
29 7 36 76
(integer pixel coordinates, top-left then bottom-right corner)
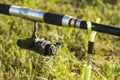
0 3 11 15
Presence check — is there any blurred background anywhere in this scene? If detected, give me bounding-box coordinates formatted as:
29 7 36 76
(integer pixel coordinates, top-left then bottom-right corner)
0 0 120 80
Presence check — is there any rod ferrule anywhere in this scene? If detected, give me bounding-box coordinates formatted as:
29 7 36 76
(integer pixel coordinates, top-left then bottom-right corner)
9 5 44 21
62 15 82 28
62 15 72 27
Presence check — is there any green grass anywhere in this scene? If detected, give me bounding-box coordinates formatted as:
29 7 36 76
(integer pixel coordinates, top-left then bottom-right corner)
0 0 120 80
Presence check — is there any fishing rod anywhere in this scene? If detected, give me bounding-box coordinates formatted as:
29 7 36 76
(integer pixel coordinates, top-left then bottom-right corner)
0 3 120 57
0 3 120 37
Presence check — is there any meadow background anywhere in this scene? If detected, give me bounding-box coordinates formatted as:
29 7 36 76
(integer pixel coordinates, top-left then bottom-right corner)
0 0 120 80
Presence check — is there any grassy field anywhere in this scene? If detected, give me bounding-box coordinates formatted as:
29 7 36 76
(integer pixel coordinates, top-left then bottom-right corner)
0 0 120 80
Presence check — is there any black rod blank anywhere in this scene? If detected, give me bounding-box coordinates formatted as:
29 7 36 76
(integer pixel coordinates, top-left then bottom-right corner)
0 3 10 15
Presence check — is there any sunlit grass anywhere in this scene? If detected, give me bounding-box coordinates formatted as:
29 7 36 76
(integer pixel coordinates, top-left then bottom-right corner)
0 0 120 80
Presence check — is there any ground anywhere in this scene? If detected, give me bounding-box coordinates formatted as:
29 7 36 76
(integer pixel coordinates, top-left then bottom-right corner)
0 0 120 80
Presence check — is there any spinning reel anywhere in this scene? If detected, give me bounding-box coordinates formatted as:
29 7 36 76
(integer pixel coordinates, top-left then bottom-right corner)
17 22 61 56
